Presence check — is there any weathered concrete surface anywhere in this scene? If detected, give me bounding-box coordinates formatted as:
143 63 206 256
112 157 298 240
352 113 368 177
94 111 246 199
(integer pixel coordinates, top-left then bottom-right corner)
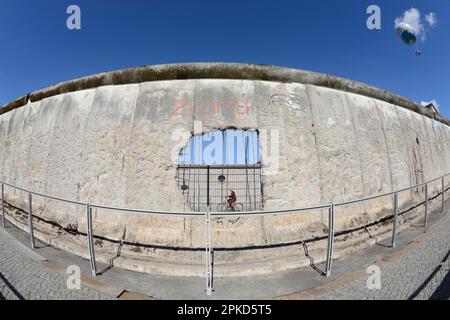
1 63 447 125
0 70 449 275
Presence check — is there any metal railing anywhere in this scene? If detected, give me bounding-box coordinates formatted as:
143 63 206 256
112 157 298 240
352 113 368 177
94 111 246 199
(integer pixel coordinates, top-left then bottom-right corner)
0 172 448 295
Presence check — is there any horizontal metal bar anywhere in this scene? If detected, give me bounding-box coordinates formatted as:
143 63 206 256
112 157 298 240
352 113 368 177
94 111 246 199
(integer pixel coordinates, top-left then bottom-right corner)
335 174 449 207
177 164 262 169
90 204 205 216
30 193 86 206
210 204 331 217
0 172 448 218
335 190 397 207
0 180 85 206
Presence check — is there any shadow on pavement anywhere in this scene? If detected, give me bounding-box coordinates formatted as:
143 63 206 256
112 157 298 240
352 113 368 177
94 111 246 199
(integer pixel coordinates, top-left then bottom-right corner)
0 272 25 300
98 240 124 276
409 248 450 300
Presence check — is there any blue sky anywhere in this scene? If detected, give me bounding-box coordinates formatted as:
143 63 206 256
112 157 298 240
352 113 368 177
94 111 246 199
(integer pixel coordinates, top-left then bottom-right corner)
1 0 449 117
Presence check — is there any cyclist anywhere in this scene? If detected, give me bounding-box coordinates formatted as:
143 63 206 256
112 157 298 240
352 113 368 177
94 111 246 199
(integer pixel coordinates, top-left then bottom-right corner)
226 189 237 209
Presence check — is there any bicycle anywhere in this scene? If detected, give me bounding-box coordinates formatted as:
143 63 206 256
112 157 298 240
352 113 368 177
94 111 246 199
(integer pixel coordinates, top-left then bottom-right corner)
217 200 244 212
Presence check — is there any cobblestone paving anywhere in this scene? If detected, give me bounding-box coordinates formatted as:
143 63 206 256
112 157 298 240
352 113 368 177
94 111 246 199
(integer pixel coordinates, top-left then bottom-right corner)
0 229 112 300
2 211 450 300
318 212 450 300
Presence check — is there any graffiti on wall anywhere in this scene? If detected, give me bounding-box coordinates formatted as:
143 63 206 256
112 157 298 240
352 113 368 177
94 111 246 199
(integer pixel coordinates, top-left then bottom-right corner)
171 99 252 119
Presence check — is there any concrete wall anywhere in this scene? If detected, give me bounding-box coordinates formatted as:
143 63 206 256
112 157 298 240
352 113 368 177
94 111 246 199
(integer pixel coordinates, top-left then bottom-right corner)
0 79 449 250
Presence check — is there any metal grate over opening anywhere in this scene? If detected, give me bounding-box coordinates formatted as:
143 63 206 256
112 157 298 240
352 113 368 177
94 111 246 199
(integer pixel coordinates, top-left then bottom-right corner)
176 164 263 212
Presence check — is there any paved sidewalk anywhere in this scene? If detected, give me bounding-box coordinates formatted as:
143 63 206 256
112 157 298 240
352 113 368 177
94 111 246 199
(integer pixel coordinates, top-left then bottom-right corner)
1 198 449 300
316 210 450 300
0 227 113 300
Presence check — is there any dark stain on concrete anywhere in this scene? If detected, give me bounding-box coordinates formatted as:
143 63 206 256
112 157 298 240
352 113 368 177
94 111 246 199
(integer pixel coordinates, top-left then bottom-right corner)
1 63 448 126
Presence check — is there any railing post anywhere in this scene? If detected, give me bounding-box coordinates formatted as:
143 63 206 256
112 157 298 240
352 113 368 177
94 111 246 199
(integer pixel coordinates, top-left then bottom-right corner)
1 183 5 228
391 192 398 248
325 203 335 277
205 206 213 295
86 203 97 277
442 177 445 214
424 183 428 230
28 193 35 249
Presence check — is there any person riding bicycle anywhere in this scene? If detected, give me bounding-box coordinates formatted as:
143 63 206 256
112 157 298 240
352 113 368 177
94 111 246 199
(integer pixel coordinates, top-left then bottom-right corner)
226 189 237 209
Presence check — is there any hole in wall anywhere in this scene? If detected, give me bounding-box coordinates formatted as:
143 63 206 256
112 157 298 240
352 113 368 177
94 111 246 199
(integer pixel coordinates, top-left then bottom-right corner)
176 129 263 212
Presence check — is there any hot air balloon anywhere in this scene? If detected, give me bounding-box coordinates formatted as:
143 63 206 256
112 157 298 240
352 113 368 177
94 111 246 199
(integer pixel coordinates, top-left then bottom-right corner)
396 22 421 56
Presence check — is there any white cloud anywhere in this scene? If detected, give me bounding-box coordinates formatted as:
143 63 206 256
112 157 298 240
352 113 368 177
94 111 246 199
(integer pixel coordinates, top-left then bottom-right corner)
421 100 440 111
394 8 437 42
425 12 437 27
395 8 425 40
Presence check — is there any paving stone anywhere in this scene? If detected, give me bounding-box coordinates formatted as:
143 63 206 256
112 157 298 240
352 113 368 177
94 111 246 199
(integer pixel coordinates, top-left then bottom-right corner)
318 213 450 300
0 229 112 300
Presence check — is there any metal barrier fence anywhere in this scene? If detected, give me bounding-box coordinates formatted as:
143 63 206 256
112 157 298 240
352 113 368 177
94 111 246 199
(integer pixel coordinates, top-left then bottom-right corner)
0 173 448 295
